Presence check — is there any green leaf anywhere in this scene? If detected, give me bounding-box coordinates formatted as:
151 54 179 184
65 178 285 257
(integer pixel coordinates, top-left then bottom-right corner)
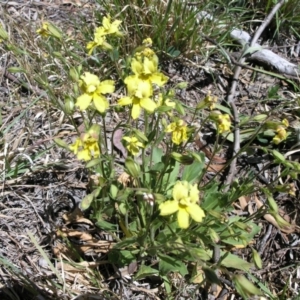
272 149 286 163
54 138 70 150
158 253 188 276
152 147 163 164
233 274 263 299
189 248 212 261
252 248 262 269
109 184 118 199
165 160 180 185
80 187 101 210
220 252 253 271
182 155 205 183
171 152 194 165
95 218 116 231
243 45 262 56
85 158 102 168
203 267 220 284
134 265 158 280
108 249 136 267
7 67 26 74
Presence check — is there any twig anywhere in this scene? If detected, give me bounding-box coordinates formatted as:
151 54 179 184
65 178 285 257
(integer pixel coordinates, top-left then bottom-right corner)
224 0 286 189
258 224 273 254
212 0 286 290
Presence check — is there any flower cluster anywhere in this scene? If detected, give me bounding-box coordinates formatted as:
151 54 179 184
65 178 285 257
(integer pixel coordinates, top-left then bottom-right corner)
69 125 101 161
159 181 205 229
118 38 169 119
75 72 115 113
87 16 123 55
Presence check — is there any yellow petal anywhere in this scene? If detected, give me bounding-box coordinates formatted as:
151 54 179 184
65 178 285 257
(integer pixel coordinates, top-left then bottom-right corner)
102 16 111 30
93 94 109 113
131 59 143 75
77 148 91 161
143 57 157 74
82 72 100 87
69 138 82 154
173 181 188 202
189 184 199 203
98 80 115 94
132 102 141 119
86 41 97 55
118 96 132 106
177 208 190 229
140 97 156 113
186 204 205 223
150 72 168 86
76 93 92 110
159 200 179 216
122 136 132 143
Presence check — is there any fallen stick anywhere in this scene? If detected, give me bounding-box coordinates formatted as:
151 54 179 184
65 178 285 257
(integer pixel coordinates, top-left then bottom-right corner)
230 29 299 78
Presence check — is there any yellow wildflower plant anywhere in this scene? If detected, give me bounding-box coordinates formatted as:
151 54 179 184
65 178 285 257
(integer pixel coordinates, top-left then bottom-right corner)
70 125 101 161
36 22 50 38
123 136 144 156
165 120 188 145
76 72 115 113
118 75 156 119
86 16 122 55
159 181 205 229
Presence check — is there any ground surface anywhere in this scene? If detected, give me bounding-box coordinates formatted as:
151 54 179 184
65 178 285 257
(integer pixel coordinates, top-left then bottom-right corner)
0 1 300 299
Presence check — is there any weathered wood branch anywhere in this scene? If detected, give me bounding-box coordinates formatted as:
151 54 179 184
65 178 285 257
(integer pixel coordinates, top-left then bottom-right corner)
230 29 299 78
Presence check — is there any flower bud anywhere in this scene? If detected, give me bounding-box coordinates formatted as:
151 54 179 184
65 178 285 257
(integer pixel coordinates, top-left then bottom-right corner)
252 248 262 269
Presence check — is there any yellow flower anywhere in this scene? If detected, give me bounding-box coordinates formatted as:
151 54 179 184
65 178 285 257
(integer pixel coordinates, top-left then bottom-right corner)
87 33 111 55
86 16 122 55
273 126 287 144
102 16 123 36
217 114 231 134
118 75 156 119
36 22 50 37
165 120 188 145
70 125 101 161
159 181 205 229
123 136 144 156
131 52 168 86
76 72 115 113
